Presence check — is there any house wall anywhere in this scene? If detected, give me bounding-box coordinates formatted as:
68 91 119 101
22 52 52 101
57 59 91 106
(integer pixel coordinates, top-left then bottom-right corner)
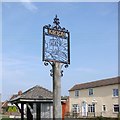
69 84 119 118
118 83 120 118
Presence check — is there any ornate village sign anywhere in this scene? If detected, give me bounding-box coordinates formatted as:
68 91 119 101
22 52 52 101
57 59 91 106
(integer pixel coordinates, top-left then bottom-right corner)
43 15 70 64
42 15 70 119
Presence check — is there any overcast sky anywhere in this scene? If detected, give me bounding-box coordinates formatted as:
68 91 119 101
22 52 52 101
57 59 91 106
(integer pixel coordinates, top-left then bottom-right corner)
2 2 118 101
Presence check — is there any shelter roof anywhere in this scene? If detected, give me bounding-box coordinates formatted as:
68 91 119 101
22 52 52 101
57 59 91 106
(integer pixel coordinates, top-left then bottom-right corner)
10 85 67 103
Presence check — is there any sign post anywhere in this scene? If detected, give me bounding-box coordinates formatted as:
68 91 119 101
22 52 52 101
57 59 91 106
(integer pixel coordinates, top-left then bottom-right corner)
42 15 70 119
53 62 62 119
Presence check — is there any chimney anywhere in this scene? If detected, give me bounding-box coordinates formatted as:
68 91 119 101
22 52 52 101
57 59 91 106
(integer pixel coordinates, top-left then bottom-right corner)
18 90 22 96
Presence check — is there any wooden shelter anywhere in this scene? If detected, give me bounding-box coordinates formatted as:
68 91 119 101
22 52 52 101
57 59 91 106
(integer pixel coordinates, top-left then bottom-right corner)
10 85 67 120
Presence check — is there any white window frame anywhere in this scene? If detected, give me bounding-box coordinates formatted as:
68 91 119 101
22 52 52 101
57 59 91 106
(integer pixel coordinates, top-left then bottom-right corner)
88 88 93 96
113 104 119 113
75 90 79 97
88 104 95 113
113 89 119 97
72 104 79 113
102 105 106 112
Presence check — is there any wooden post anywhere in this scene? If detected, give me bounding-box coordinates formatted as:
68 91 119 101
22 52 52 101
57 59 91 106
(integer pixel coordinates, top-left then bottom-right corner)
36 103 41 120
15 103 21 113
21 103 24 120
53 62 62 120
27 103 33 120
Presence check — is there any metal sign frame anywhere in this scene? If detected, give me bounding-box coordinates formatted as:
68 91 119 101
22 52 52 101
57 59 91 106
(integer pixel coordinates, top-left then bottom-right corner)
42 15 70 64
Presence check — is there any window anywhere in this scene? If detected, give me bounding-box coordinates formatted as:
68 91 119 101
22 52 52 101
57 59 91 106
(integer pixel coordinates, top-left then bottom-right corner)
113 104 119 113
113 89 119 97
88 104 95 113
89 88 93 96
72 104 79 113
75 90 79 97
102 105 106 112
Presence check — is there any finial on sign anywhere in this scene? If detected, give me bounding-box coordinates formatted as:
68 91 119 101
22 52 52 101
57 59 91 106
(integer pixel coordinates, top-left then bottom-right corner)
55 14 57 18
53 15 60 28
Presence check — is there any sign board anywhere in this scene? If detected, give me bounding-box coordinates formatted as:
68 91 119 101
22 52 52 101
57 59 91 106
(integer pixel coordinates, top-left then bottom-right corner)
42 16 70 64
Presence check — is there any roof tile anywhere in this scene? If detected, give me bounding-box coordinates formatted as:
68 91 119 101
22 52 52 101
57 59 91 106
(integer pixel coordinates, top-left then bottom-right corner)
69 76 120 91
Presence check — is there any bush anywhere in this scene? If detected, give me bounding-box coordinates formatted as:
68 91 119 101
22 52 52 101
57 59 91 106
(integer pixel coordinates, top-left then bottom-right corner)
95 116 103 120
7 106 18 113
118 112 120 120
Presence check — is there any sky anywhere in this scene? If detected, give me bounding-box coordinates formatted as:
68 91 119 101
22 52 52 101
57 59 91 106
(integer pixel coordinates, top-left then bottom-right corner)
1 2 118 101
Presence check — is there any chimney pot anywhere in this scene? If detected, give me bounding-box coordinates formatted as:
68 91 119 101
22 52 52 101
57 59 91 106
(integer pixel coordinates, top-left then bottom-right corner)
18 90 22 95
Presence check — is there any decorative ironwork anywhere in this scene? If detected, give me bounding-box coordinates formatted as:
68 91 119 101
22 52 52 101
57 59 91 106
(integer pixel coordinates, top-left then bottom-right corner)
43 15 70 64
50 69 53 77
44 62 49 66
44 61 68 77
43 15 70 77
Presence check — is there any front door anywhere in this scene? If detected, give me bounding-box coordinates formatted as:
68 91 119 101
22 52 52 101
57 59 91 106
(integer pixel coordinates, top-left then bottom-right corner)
81 101 87 117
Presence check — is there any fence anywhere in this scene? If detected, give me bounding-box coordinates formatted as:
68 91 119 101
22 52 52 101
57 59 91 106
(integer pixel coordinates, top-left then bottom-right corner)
64 112 119 119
